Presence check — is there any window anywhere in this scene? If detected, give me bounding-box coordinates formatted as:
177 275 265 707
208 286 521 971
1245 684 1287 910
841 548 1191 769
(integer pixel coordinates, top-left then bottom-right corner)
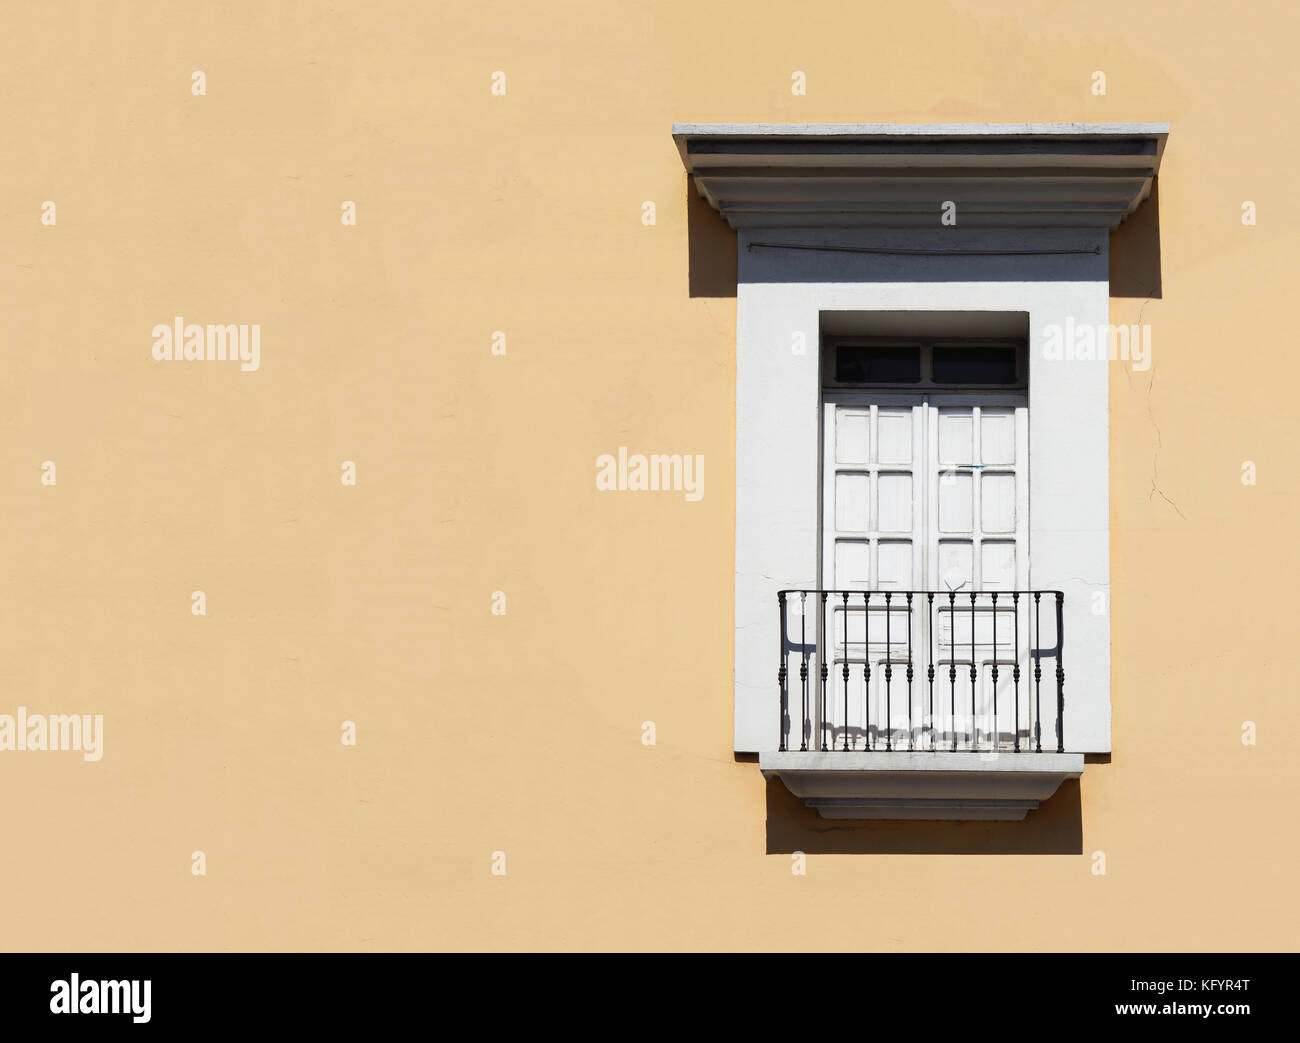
932 345 1018 385
825 338 1027 390
835 345 921 384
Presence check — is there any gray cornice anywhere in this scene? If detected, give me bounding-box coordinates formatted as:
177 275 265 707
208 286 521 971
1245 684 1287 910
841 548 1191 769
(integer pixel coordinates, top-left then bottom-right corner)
672 123 1169 230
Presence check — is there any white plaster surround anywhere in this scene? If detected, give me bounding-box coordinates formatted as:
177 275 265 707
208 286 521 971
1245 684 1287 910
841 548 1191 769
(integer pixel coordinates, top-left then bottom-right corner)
733 226 1112 754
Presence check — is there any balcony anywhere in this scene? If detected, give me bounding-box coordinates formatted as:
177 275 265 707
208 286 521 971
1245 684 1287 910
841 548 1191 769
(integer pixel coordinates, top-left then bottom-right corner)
760 589 1084 820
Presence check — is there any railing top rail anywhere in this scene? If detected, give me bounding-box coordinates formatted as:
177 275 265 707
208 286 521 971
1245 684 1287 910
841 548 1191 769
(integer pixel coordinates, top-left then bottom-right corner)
777 588 1065 597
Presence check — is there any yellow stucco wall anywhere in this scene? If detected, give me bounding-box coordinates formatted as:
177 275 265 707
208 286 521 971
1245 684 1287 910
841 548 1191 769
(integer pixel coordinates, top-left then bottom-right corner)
1 1 1295 951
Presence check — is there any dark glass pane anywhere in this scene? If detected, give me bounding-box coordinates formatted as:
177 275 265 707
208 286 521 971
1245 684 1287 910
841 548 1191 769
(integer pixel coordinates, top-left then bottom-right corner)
932 346 1018 384
835 345 921 383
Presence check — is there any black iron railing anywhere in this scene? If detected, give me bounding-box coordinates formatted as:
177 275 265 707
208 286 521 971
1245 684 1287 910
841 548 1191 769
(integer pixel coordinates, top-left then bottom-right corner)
777 589 1065 754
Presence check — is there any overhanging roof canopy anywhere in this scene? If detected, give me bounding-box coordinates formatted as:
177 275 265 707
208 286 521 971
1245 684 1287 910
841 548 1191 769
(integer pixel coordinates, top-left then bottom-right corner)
673 123 1168 230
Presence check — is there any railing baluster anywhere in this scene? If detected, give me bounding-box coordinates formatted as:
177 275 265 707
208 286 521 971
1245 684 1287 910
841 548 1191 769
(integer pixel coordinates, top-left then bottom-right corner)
778 592 788 752
842 592 850 751
990 592 999 752
906 592 914 752
1033 592 1042 753
948 591 957 752
1056 591 1066 753
863 592 871 751
800 592 809 752
819 591 829 752
1012 592 1021 753
969 592 977 751
884 592 893 752
926 593 935 751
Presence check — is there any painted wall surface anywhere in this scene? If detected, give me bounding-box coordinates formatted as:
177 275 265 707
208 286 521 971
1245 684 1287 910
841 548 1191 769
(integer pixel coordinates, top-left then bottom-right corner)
734 227 1112 753
1 1 1296 951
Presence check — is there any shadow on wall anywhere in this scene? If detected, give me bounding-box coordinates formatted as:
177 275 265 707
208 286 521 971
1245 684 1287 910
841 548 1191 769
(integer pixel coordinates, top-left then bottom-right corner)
1110 177 1162 299
686 174 1162 299
762 773 1084 855
687 174 737 298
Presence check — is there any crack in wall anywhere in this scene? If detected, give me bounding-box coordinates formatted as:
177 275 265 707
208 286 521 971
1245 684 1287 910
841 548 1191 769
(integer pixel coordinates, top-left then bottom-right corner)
1145 367 1186 520
1129 290 1186 520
